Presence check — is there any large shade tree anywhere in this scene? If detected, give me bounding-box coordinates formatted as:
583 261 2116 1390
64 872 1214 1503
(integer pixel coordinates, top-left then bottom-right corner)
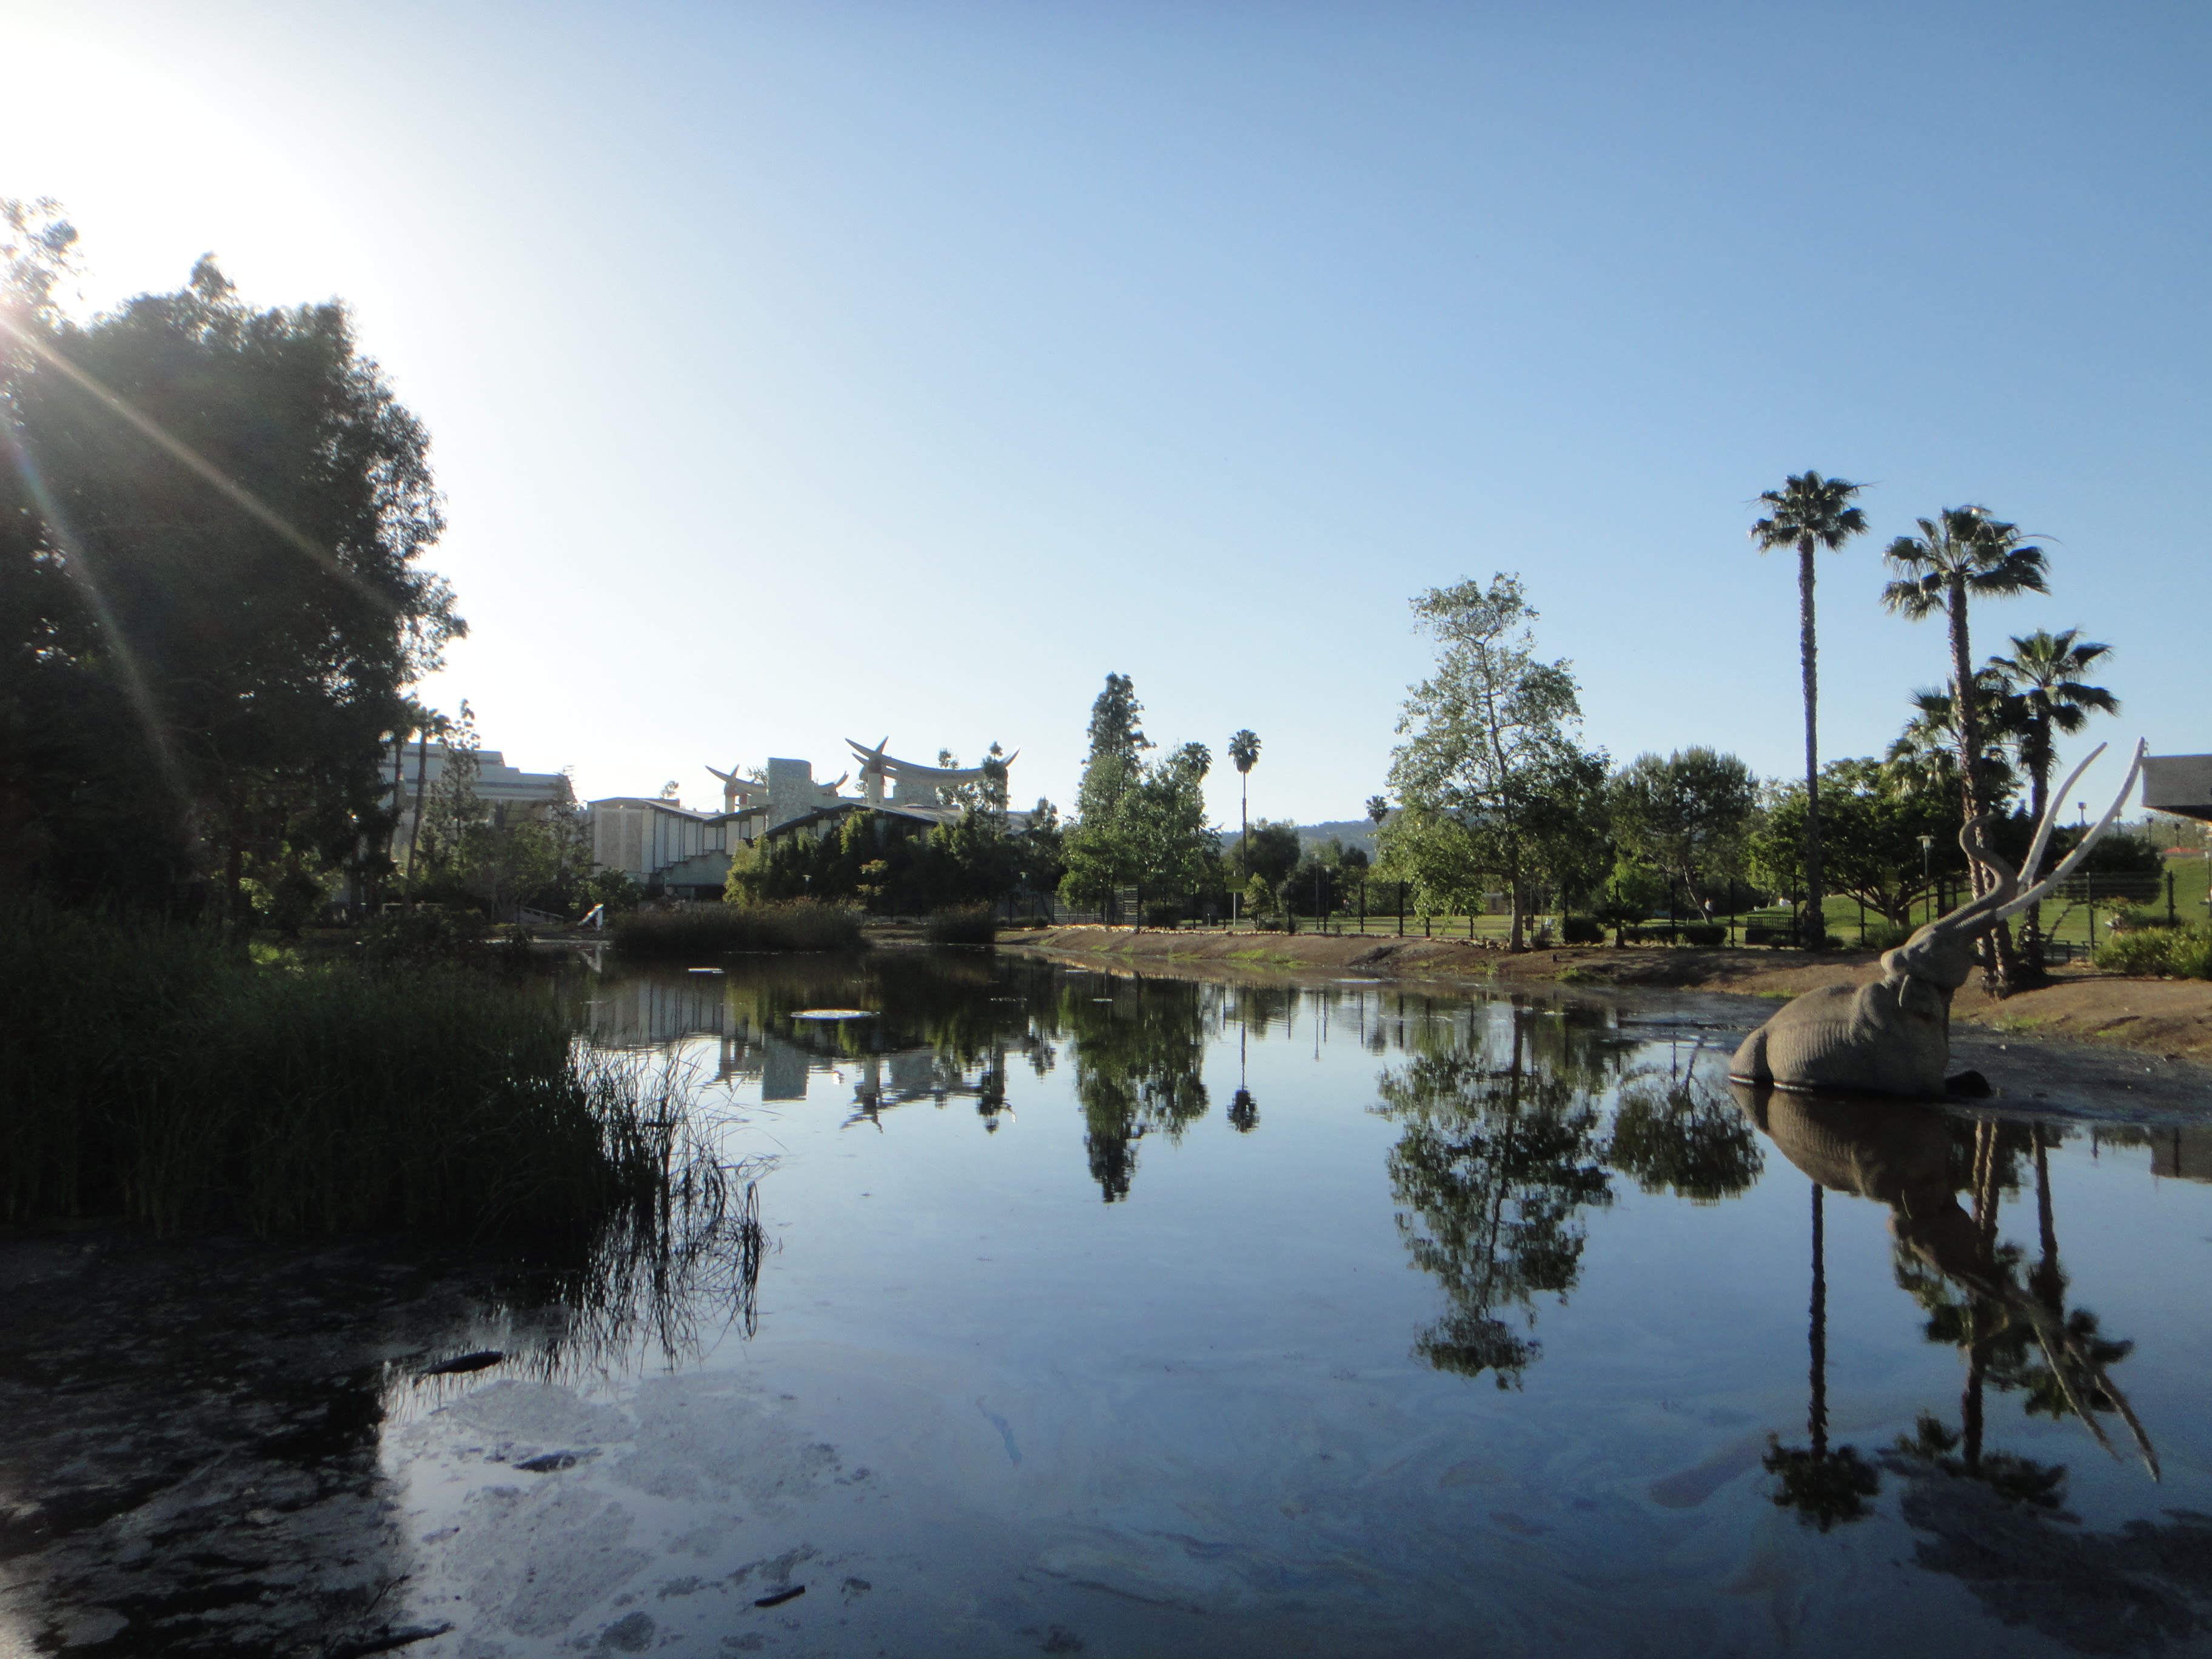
3 215 460 918
1383 573 1606 948
1606 748 1757 916
1882 507 2050 993
1751 472 1869 946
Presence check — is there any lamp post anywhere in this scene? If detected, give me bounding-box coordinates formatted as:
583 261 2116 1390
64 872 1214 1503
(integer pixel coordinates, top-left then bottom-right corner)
1917 834 1934 928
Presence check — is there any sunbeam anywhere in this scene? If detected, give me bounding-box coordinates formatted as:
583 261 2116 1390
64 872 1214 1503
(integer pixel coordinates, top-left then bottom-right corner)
0 401 194 813
0 308 398 618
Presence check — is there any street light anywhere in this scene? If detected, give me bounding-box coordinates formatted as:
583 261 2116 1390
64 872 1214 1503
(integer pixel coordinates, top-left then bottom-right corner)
1917 834 1934 927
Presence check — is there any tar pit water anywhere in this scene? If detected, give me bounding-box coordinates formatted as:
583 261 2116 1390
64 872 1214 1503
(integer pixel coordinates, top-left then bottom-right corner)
7 951 2212 1658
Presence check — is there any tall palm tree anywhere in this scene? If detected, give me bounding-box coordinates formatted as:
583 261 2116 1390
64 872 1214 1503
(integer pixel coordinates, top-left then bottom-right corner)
1988 629 2117 977
1751 473 1869 947
1883 508 2049 993
1881 509 2050 823
1228 729 1261 888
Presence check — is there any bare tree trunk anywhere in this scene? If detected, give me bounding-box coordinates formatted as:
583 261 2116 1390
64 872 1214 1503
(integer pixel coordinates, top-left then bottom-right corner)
405 737 431 908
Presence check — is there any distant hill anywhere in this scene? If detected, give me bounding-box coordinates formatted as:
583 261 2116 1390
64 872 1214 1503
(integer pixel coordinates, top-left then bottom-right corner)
1297 819 1385 856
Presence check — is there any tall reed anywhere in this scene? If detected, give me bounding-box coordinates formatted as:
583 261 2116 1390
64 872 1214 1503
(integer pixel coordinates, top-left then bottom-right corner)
0 907 672 1242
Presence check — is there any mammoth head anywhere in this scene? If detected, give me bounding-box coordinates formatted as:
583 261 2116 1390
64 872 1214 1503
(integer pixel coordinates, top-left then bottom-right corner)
1879 740 2146 992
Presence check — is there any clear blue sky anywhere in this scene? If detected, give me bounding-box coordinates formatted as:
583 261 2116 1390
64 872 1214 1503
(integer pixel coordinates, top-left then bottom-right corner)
5 0 2204 826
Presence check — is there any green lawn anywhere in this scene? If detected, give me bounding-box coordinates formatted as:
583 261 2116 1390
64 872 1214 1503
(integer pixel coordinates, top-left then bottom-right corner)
1223 852 2212 949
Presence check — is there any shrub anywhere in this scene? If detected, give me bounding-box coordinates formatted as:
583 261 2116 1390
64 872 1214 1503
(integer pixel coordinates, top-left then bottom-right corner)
2106 903 2175 934
1561 914 1604 945
1860 919 1915 953
363 903 489 965
2094 923 2212 979
1142 902 1183 929
1680 924 1725 947
612 900 863 957
925 904 997 946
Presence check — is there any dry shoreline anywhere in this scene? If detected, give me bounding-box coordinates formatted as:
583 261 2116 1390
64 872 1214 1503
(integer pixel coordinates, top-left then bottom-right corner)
1006 924 2212 1065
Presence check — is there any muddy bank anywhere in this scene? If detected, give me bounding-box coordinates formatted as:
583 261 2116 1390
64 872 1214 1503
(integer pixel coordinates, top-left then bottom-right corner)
1008 925 2212 1067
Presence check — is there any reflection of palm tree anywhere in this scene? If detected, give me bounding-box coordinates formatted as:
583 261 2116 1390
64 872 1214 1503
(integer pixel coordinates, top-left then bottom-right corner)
1761 1181 1881 1529
1737 1085 2158 1488
1228 1016 1257 1133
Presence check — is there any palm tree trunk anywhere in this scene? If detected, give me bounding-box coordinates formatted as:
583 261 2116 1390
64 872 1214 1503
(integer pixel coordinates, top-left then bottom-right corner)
2017 734 2053 984
1949 585 2021 996
1798 541 1824 947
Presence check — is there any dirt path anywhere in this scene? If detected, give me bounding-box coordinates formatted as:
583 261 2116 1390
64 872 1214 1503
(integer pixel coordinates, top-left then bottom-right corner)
1009 925 2212 1064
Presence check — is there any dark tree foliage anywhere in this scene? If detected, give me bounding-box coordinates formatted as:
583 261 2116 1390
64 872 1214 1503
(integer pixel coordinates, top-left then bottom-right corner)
1236 819 1302 889
1 242 458 912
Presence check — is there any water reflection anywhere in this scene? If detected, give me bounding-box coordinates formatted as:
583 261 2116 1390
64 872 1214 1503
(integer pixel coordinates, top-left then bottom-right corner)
1737 1085 2156 1490
1371 1003 1622 1387
540 956 2212 1651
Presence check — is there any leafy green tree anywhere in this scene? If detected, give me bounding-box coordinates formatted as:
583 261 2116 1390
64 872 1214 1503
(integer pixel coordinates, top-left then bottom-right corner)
1751 472 1870 945
1384 574 1606 948
1229 819 1302 892
1059 674 1151 913
1749 757 1963 925
1883 507 2050 993
1 235 459 920
1607 748 1756 915
1130 741 1219 897
1595 858 1668 928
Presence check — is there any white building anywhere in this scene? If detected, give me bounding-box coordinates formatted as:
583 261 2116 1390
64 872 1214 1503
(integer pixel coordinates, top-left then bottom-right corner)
382 742 572 844
584 743 1011 897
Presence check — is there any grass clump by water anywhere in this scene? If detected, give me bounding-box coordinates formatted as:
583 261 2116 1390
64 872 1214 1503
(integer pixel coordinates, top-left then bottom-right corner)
0 906 681 1244
924 904 997 946
612 900 862 958
2093 923 2212 979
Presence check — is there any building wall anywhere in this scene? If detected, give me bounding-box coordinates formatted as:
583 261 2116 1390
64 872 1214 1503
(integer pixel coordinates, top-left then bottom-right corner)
2143 755 2212 823
588 797 739 891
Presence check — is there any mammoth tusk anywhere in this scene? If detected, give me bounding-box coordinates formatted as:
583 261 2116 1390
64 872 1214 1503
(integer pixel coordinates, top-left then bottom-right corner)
2013 743 2109 901
1994 740 2148 923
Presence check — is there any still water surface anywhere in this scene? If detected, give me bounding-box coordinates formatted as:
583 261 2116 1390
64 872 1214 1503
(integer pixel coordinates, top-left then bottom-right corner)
347 951 2212 1657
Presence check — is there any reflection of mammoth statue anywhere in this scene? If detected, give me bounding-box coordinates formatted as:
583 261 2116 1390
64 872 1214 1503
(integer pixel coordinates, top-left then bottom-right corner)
1730 744 2144 1101
1731 1082 1962 1253
1732 1079 2158 1475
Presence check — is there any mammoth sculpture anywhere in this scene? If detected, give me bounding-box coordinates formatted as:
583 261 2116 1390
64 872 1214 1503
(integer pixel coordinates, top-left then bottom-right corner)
1729 741 2147 1099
